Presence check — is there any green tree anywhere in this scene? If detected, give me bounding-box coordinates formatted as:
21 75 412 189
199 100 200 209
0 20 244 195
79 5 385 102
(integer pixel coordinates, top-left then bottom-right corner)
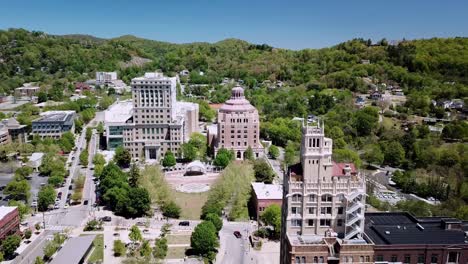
269 145 280 159
34 256 44 264
153 238 168 259
161 201 181 218
93 153 106 165
8 200 30 220
24 229 32 239
79 149 89 167
353 107 379 136
162 150 176 167
85 127 92 143
204 213 223 233
129 225 143 243
113 240 126 257
1 235 21 258
128 163 140 187
14 166 33 180
58 131 75 153
190 221 219 256
37 91 48 103
213 148 234 168
38 186 56 211
383 141 405 166
48 175 64 187
363 144 384 165
333 148 362 168
4 179 30 202
140 240 152 257
96 122 105 134
181 142 197 161
261 204 282 237
244 146 254 161
253 159 275 183
114 146 131 168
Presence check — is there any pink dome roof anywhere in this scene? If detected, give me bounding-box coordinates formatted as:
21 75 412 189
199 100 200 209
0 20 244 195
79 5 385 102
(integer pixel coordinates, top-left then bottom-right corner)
219 86 256 112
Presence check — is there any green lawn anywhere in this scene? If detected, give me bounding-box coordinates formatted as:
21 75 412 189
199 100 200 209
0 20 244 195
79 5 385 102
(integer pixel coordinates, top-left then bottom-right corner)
173 191 208 220
166 235 191 245
88 234 104 263
166 246 189 259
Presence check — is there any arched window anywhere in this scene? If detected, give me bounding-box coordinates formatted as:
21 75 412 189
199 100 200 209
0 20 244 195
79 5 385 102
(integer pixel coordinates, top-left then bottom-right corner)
319 256 324 263
313 257 318 263
292 194 301 202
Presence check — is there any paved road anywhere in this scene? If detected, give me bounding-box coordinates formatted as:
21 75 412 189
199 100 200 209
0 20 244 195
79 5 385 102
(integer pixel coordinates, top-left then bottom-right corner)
12 230 58 264
267 147 284 184
216 221 252 264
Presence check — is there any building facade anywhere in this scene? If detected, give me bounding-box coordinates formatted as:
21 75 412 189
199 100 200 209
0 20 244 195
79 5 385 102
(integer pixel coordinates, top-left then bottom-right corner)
280 120 371 264
1 118 27 144
214 86 263 159
365 212 468 264
32 111 76 139
122 72 198 162
0 207 20 240
104 100 133 150
251 182 283 220
96 72 118 84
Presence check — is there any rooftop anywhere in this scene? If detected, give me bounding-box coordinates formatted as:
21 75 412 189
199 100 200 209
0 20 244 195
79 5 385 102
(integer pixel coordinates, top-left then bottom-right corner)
104 100 133 123
251 182 283 200
29 152 44 161
50 235 96 264
365 212 468 245
0 206 17 219
34 111 75 123
219 86 256 112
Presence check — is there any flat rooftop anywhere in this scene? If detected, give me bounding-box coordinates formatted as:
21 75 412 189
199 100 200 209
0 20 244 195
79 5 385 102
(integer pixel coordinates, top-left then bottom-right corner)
365 212 468 245
50 235 96 264
34 111 75 123
104 100 133 123
251 182 282 200
0 206 17 219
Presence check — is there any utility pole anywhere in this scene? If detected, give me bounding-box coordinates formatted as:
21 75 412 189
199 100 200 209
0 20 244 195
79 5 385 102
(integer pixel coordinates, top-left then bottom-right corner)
42 211 46 229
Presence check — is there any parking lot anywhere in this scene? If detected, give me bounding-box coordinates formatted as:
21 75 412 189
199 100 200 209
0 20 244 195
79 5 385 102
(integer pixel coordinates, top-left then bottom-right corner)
0 171 49 206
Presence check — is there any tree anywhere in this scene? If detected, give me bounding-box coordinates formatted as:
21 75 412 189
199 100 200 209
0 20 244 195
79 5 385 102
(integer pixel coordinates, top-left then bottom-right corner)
37 91 48 103
38 186 56 211
113 240 126 257
79 149 89 167
181 142 197 161
363 144 384 165
190 221 219 256
140 240 152 257
244 146 254 161
114 146 131 168
253 159 275 183
333 148 362 168
59 131 75 153
161 201 181 218
14 166 33 180
353 107 379 136
4 179 30 201
1 235 21 258
261 204 281 237
97 122 105 134
204 213 223 233
162 150 176 167
43 242 58 260
24 229 32 239
153 238 168 259
93 153 106 166
213 148 234 168
126 187 151 217
48 175 64 187
75 118 83 134
129 225 143 243
8 200 30 220
127 163 140 187
85 127 92 143
269 145 280 159
34 256 44 264
383 141 405 166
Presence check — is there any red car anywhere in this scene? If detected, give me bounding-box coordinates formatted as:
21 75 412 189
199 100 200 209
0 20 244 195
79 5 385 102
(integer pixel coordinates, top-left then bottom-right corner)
233 231 242 238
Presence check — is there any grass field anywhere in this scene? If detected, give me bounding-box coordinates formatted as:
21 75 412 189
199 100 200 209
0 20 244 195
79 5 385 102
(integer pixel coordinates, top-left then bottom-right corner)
166 235 191 245
166 246 189 259
173 191 208 220
88 234 104 263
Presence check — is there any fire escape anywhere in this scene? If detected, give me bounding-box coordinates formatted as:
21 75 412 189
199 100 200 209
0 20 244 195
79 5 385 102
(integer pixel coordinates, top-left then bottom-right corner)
344 190 365 240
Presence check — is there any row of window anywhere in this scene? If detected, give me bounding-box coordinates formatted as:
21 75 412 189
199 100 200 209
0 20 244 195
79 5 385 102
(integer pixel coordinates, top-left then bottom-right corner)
291 194 343 202
375 252 459 264
135 109 170 113
291 218 341 227
295 255 371 264
291 206 344 215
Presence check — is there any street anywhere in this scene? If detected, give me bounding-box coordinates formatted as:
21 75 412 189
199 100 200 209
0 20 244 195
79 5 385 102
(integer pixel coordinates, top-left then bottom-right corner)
216 221 252 264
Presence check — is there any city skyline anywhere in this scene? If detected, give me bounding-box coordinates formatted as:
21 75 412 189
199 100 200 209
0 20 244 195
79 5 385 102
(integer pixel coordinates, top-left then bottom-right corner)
0 0 467 50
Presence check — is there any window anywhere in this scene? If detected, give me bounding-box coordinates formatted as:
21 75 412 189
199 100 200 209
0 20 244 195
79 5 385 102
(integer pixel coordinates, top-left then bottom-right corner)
375 255 384 262
308 207 315 214
360 256 364 263
301 257 306 263
292 194 301 202
320 207 332 215
291 219 302 227
291 207 301 215
295 257 300 264
313 257 318 263
337 207 344 214
404 255 410 264
448 252 459 263
307 219 314 226
320 219 331 226
321 194 332 202
365 256 370 262
417 254 424 264
309 194 316 202
337 219 343 226
391 255 398 262
431 254 438 264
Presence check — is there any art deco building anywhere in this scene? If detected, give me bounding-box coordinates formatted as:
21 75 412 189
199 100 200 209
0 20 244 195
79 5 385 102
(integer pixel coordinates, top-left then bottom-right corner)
122 72 198 162
213 86 263 159
280 120 372 264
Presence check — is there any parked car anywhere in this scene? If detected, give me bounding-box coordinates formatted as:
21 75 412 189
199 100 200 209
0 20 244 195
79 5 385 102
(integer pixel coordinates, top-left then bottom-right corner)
83 200 89 205
136 221 145 226
178 221 190 226
233 231 242 238
101 216 112 222
69 185 73 190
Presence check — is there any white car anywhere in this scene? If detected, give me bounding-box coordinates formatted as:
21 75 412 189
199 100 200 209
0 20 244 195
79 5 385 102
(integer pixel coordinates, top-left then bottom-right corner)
64 204 69 209
54 204 60 209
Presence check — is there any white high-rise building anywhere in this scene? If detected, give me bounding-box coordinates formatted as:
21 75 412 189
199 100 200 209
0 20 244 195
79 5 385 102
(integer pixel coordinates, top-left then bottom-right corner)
280 120 372 264
122 72 198 162
96 72 118 84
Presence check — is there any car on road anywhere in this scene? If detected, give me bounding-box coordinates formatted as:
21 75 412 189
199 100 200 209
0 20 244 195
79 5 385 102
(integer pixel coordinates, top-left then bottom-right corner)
233 231 242 238
136 221 146 226
71 156 75 160
69 185 73 190
0 185 6 191
54 204 60 209
83 200 89 205
178 221 190 226
64 204 69 209
31 201 37 207
57 192 62 197
101 216 112 222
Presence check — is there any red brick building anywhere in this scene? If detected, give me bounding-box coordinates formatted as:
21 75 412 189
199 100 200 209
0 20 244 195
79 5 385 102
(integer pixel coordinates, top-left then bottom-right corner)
365 212 468 264
0 207 20 240
251 182 282 220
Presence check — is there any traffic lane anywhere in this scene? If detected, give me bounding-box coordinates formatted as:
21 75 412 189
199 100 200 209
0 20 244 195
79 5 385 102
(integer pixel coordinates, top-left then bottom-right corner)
218 223 250 264
13 230 58 264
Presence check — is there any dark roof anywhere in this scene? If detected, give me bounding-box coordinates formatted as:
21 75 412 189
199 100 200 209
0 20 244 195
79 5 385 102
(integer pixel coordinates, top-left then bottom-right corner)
365 212 468 245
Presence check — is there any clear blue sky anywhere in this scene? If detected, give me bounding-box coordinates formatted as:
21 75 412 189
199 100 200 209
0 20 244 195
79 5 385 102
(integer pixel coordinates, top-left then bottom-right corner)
1 0 467 50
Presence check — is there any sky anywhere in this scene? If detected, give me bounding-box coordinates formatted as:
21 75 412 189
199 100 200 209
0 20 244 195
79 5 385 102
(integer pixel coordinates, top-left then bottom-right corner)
1 0 467 50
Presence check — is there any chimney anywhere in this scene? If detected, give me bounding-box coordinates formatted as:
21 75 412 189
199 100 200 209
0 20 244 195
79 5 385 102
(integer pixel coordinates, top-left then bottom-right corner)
343 164 352 176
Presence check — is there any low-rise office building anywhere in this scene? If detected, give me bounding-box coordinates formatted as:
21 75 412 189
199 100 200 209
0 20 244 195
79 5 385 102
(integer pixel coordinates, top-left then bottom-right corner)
0 206 20 240
1 118 27 144
365 212 468 264
32 111 76 139
251 182 283 220
104 100 133 150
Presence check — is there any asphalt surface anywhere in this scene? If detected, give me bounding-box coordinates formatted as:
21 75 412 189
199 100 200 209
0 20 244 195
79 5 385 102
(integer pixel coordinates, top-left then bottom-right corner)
217 221 252 264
